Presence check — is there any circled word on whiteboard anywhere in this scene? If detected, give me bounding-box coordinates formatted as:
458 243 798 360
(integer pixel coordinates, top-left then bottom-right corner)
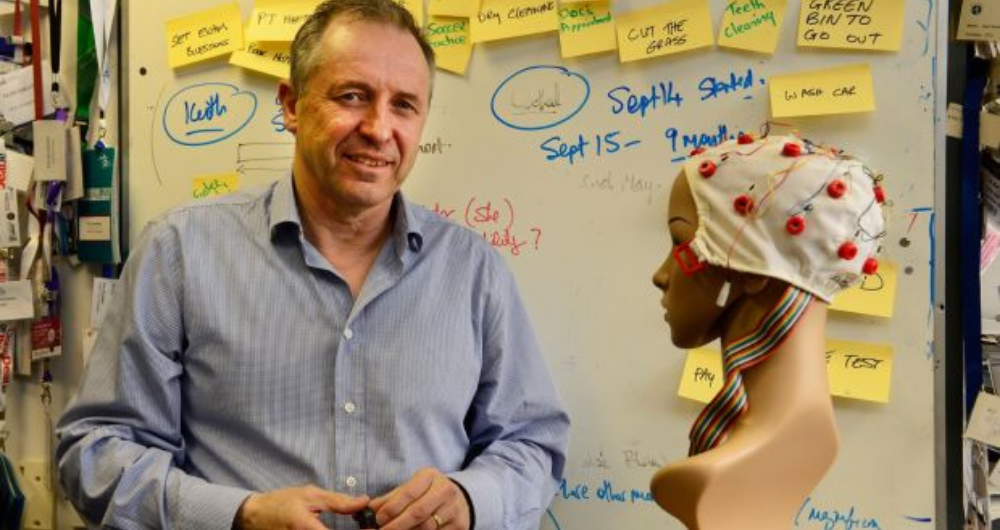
431 197 542 257
491 65 590 131
163 82 258 147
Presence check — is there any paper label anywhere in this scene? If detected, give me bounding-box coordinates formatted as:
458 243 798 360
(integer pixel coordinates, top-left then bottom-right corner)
165 3 245 68
471 0 559 43
830 262 898 318
966 391 1000 447
0 189 22 248
428 17 474 74
957 0 1000 41
79 216 112 241
230 41 292 79
6 151 33 192
0 324 13 387
0 62 53 126
615 0 714 63
30 316 62 361
0 280 35 321
246 0 321 42
90 278 118 329
193 173 240 198
768 63 876 118
825 339 893 403
718 0 787 54
66 126 85 200
32 120 68 182
429 0 481 18
679 338 894 404
797 0 905 51
558 1 616 59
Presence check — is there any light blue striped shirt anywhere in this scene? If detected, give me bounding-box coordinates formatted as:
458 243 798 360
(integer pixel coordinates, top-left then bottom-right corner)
56 176 570 530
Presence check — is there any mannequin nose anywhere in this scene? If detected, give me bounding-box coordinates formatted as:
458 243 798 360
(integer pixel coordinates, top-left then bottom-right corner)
652 257 671 290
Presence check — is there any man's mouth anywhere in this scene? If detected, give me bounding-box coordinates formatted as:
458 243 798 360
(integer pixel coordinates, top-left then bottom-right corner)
346 154 392 167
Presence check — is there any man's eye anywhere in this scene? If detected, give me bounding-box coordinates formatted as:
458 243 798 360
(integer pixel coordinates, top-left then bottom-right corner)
395 100 417 112
337 93 364 103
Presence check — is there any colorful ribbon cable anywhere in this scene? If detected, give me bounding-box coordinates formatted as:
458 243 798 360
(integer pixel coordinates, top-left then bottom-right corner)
688 286 813 455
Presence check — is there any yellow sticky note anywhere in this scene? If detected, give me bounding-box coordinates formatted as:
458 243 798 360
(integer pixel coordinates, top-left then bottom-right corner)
230 41 292 78
193 173 240 199
558 1 616 58
797 0 905 51
717 0 787 54
830 261 898 318
677 348 723 404
430 0 480 17
428 17 474 74
615 0 714 63
246 0 320 43
680 339 894 405
166 3 245 68
396 0 426 26
826 339 893 403
471 0 559 43
768 63 875 118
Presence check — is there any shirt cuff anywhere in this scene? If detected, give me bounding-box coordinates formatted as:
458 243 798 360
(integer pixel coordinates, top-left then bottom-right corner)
449 479 476 529
174 475 254 530
448 468 502 530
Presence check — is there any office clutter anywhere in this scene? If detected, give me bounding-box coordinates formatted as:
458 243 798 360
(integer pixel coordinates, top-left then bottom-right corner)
958 0 1000 526
0 0 120 528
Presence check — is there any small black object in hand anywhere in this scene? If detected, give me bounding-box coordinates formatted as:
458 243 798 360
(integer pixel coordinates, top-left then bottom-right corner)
353 507 379 529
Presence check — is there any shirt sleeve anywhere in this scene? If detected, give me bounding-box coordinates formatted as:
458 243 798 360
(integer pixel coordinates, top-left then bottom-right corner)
447 253 571 530
55 219 252 529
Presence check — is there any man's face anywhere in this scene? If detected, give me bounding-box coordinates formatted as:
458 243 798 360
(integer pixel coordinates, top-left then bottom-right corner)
280 18 431 213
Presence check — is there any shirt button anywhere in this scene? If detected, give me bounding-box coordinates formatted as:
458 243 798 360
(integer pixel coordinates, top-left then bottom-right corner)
344 402 356 413
343 328 353 340
346 476 357 488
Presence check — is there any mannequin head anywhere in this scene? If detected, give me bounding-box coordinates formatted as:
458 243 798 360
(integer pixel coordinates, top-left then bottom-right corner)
653 133 887 348
649 132 886 526
653 173 770 348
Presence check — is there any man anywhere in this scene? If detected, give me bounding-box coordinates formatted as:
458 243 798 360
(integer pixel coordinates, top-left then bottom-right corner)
56 1 570 528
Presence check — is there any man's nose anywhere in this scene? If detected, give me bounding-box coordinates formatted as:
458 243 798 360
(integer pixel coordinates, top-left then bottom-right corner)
359 103 391 144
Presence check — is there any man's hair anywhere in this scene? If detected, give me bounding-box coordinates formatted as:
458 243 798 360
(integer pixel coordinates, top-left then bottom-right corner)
289 0 436 96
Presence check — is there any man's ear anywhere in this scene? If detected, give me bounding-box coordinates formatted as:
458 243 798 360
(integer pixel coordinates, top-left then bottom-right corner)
278 80 299 134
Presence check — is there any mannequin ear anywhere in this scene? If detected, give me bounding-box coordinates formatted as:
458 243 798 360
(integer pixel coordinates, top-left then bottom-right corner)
740 274 770 296
739 274 770 296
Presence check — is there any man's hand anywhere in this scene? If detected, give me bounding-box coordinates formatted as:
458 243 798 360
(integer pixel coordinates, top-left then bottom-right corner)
369 468 471 530
233 485 369 530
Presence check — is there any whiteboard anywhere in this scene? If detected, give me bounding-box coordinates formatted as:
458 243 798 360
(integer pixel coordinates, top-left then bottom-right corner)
124 0 943 528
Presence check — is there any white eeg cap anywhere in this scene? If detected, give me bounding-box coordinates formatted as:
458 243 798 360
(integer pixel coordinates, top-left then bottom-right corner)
683 134 887 303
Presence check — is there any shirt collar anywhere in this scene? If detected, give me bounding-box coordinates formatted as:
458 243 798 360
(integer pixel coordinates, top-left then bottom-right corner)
269 174 424 255
391 193 424 255
269 174 301 236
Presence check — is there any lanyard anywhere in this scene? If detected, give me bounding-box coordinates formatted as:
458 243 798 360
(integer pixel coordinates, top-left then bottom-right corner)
14 1 21 37
12 1 26 65
48 0 66 111
91 0 117 147
30 0 43 119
